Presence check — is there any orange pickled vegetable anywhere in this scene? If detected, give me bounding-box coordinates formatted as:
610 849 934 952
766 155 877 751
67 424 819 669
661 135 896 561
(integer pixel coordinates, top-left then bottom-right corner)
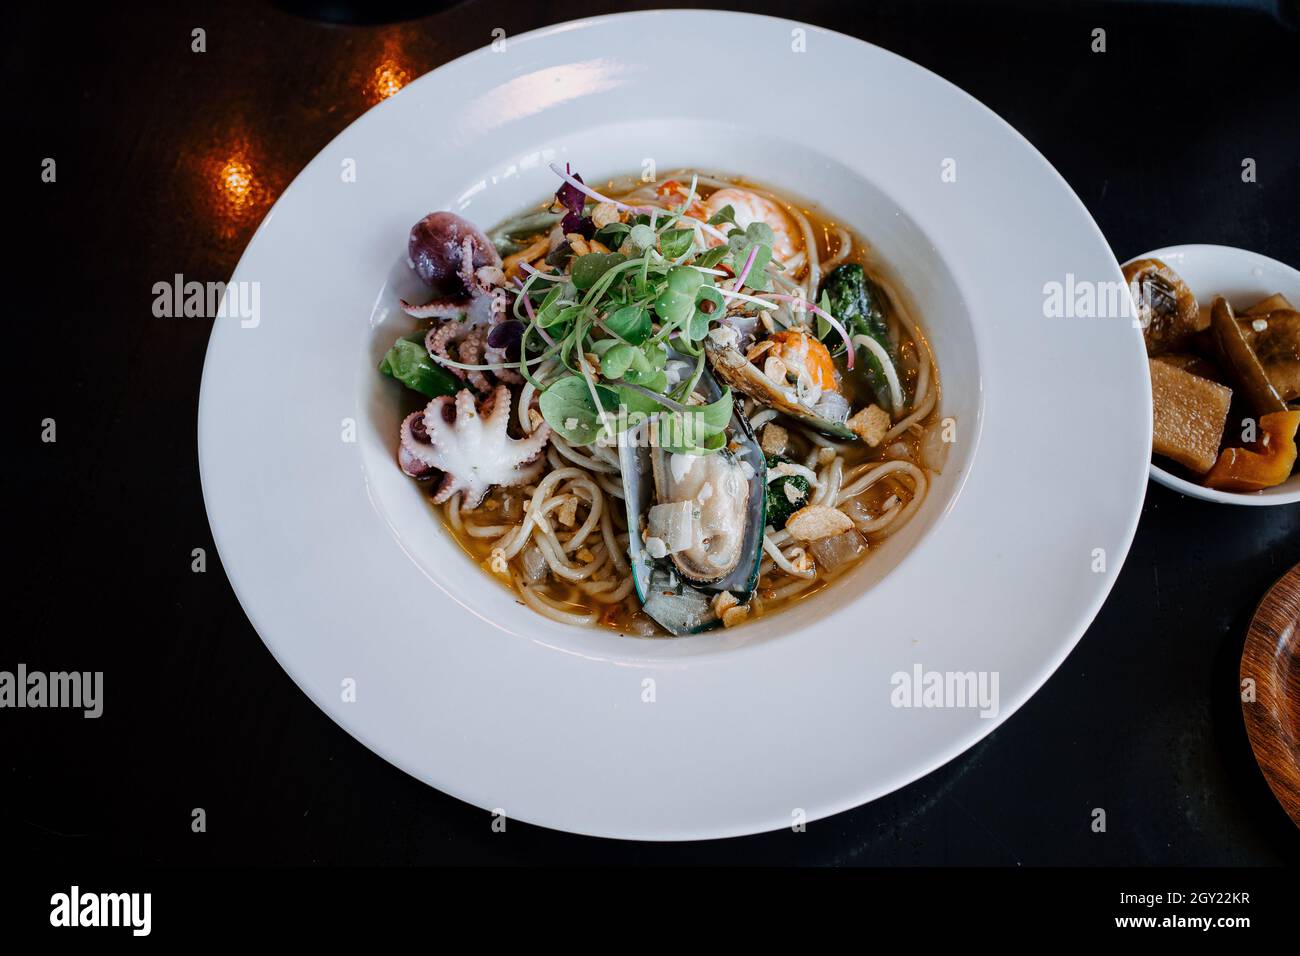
1203 410 1300 492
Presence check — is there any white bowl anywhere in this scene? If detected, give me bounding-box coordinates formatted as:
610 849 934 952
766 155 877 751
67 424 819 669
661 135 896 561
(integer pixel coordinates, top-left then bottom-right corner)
198 11 1150 839
1129 244 1300 506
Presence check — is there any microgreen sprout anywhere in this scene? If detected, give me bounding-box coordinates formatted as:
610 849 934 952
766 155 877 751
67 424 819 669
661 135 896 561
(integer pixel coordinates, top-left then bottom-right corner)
496 165 853 450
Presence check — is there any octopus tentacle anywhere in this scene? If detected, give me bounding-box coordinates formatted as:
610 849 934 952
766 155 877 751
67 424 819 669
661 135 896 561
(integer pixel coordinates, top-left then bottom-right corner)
426 324 467 381
426 319 520 393
484 340 524 385
457 237 477 293
400 295 470 319
457 328 493 395
398 411 439 480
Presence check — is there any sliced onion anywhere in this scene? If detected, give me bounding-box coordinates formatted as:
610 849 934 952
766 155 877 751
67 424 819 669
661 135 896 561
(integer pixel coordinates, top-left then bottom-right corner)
920 419 951 474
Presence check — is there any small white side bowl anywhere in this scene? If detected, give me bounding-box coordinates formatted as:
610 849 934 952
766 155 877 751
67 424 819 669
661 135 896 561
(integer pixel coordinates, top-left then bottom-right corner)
1128 244 1300 506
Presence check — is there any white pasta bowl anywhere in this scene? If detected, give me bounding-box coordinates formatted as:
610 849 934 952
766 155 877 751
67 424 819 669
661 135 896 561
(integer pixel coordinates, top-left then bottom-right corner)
1129 244 1300 506
198 11 1150 839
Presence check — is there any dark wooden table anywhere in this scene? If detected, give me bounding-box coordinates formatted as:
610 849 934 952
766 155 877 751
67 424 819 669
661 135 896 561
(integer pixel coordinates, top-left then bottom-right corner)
8 0 1299 865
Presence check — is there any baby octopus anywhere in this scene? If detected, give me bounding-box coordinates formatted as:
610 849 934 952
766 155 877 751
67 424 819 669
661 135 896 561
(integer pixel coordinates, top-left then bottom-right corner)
398 385 551 508
401 211 505 321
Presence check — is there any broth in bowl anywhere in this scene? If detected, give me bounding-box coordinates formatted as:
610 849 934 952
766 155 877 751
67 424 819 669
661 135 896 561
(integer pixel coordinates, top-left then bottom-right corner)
381 166 947 636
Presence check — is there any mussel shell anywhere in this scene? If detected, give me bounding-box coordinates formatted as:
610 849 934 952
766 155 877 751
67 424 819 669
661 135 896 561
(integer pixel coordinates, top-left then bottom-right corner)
704 338 857 440
619 359 767 636
649 444 751 583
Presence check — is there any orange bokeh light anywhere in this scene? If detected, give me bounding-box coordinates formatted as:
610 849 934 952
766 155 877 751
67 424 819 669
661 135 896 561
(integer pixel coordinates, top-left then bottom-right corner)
370 58 410 102
201 140 275 241
365 35 415 105
220 157 255 207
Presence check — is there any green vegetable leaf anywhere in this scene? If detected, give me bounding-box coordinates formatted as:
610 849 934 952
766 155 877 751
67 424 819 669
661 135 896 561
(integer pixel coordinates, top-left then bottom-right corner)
628 346 656 373
685 286 725 342
667 266 705 296
819 263 896 411
695 246 729 270
814 290 834 341
600 343 637 380
538 375 618 445
707 204 737 228
655 387 734 455
572 252 628 291
821 264 890 347
745 221 775 245
628 223 656 251
653 266 707 326
764 454 811 530
559 304 587 326
622 367 668 391
534 285 566 328
379 335 460 398
604 304 651 344
658 228 694 259
615 385 666 417
697 386 734 434
726 222 775 291
592 221 631 248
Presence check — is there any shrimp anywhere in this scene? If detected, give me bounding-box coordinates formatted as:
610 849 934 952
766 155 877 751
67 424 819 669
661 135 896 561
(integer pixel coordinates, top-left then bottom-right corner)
701 188 801 261
655 179 708 219
768 329 837 392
